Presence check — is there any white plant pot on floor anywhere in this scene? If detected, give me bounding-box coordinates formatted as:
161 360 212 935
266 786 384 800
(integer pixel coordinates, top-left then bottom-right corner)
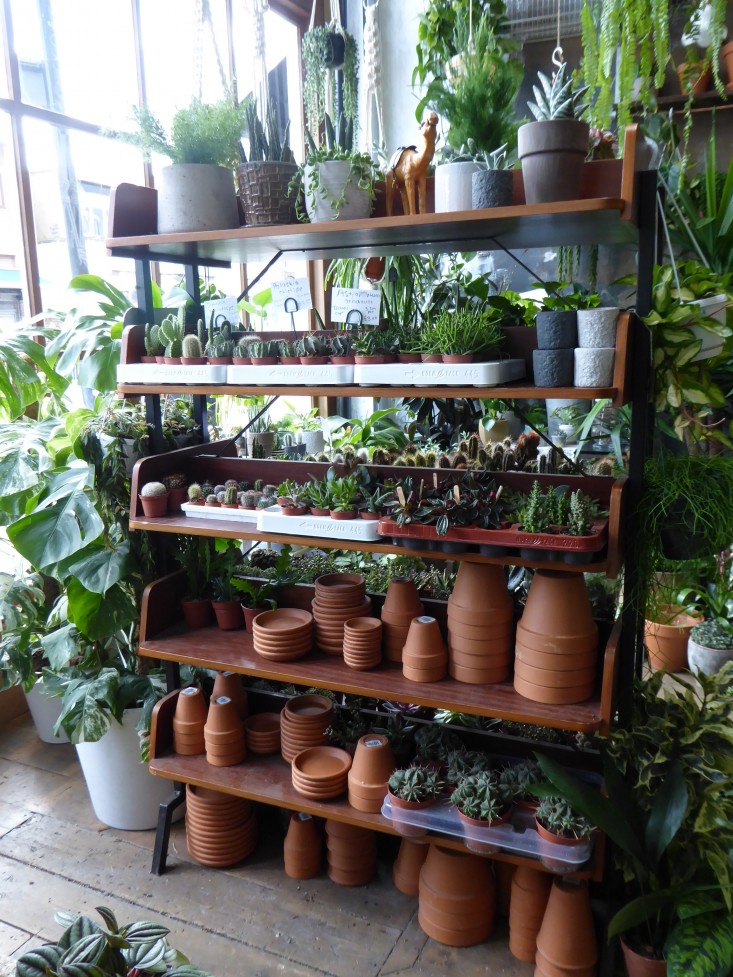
75 707 182 830
24 680 69 744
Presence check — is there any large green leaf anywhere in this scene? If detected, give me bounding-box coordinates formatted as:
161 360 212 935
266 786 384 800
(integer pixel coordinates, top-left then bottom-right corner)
41 625 82 670
608 892 673 939
76 337 122 393
58 540 133 594
666 912 733 977
646 763 688 867
56 668 119 742
16 945 63 977
0 418 66 499
66 580 137 640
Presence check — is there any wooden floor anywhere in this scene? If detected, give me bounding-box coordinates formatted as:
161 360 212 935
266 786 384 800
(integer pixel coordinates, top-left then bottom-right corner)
0 706 532 977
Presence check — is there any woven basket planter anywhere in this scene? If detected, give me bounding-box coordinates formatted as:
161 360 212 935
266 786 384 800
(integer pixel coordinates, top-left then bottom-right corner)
237 161 298 226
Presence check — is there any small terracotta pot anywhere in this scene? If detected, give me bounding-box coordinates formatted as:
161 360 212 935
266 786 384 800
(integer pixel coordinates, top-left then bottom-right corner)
349 733 395 785
677 60 711 95
450 661 509 684
456 808 511 854
535 879 598 974
330 355 356 365
418 846 495 946
329 509 356 520
402 616 447 680
644 608 700 672
514 672 594 705
181 598 212 629
241 604 264 632
155 355 165 364
284 812 322 880
387 790 434 837
310 507 330 517
167 486 188 512
442 353 474 363
252 356 278 366
205 696 244 735
354 354 385 365
421 354 442 363
449 562 513 613
509 865 552 963
164 356 181 365
207 356 232 365
300 355 329 365
280 505 308 516
520 570 596 638
392 838 428 895
140 355 156 364
279 356 300 365
212 672 248 720
231 356 251 365
174 687 208 724
212 600 244 630
383 578 424 618
397 353 422 363
140 492 169 517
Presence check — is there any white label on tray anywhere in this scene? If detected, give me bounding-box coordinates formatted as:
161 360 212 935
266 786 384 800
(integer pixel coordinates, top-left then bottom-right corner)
203 297 240 327
365 738 382 748
331 287 381 325
270 277 313 313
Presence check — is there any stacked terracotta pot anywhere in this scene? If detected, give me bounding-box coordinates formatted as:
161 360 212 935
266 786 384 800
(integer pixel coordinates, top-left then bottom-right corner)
380 578 424 663
343 617 382 669
508 865 552 962
280 694 334 763
212 671 248 719
347 733 395 812
418 845 496 946
312 574 372 654
204 696 246 766
292 745 352 800
535 879 598 977
514 570 598 704
252 608 313 661
185 785 258 867
392 838 429 896
447 563 514 684
402 616 448 682
283 812 322 880
244 712 281 755
325 820 377 886
173 687 207 755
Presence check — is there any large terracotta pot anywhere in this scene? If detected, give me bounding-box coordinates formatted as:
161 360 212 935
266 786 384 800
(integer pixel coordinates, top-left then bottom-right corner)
644 608 700 672
418 845 496 946
494 861 515 917
448 562 513 615
284 812 322 879
535 879 598 977
381 578 424 663
509 865 552 963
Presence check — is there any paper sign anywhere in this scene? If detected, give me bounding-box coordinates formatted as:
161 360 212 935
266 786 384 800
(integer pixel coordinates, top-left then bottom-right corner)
202 296 240 328
270 277 313 314
331 287 381 326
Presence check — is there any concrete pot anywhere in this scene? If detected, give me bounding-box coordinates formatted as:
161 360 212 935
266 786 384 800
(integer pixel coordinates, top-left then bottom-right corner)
576 307 619 348
574 347 615 386
472 169 513 209
687 635 733 676
304 161 371 222
157 164 239 234
301 430 325 455
533 349 574 387
435 162 481 213
535 310 578 349
518 119 590 204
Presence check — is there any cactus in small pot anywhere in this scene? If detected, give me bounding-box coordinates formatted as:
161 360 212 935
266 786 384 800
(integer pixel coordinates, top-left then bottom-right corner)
159 308 186 360
139 480 169 517
187 482 203 504
388 765 443 806
181 333 204 362
143 322 163 360
205 493 220 506
535 796 592 842
223 485 238 507
451 772 512 825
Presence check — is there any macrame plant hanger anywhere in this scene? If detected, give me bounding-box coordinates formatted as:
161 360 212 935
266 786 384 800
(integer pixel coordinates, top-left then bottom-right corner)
362 0 383 152
193 0 229 101
249 0 270 119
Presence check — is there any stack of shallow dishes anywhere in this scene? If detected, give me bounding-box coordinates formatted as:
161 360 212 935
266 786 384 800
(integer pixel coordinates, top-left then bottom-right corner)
244 712 281 755
447 563 514 684
172 687 207 755
325 820 377 886
312 574 372 654
343 617 382 670
347 733 395 813
252 608 313 661
380 578 425 663
185 785 258 867
204 696 246 767
292 745 352 800
280 694 334 763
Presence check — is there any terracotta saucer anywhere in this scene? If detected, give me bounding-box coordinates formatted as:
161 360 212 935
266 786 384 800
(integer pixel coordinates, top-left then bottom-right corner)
186 797 249 817
315 572 365 591
244 713 281 734
284 695 334 722
252 608 313 632
344 616 382 632
343 656 381 671
292 745 352 779
292 777 348 796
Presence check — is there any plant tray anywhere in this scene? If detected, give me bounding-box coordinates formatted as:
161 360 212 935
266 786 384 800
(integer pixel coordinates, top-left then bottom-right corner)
353 359 526 386
227 364 354 385
181 502 260 522
377 517 608 562
117 363 228 384
256 505 383 541
381 796 593 870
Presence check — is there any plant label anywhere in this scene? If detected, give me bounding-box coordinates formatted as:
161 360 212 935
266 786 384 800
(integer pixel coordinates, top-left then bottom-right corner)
331 287 381 325
270 277 313 313
203 296 240 327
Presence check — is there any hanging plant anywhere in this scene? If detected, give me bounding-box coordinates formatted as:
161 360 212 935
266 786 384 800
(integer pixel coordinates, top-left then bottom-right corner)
302 25 359 140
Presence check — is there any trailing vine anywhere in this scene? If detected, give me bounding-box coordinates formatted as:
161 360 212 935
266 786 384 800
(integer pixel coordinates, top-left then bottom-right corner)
302 26 359 142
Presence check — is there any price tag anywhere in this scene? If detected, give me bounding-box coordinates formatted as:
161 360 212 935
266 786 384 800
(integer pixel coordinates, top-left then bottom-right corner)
202 296 240 327
270 277 313 314
331 287 381 325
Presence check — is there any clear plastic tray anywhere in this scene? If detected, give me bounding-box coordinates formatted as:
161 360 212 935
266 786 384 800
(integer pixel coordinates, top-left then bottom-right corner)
381 796 594 871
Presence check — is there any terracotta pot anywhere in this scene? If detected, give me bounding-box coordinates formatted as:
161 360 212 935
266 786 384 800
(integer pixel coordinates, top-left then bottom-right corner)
329 509 356 520
535 880 598 977
284 812 322 879
231 356 251 365
180 598 212 629
279 505 309 516
494 861 515 918
644 608 700 672
383 577 424 617
212 600 244 630
515 644 597 671
449 661 510 684
620 940 667 977
402 616 447 680
252 356 279 366
354 354 385 365
241 604 264 632
212 672 248 720
514 672 594 705
397 353 422 363
174 687 208 724
442 353 474 363
448 562 513 615
140 492 169 517
392 838 429 895
677 60 711 95
421 354 442 363
207 356 232 365
330 355 355 365
310 506 330 517
163 356 181 365
509 865 552 963
279 356 300 365
167 486 188 512
456 807 511 854
515 658 596 689
418 846 496 946
520 570 597 638
205 695 244 735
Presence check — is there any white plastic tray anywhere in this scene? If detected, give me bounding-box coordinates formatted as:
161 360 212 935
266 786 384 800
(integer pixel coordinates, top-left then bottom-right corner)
181 502 259 522
381 796 594 870
227 364 354 385
256 505 383 541
117 364 228 384
353 359 526 387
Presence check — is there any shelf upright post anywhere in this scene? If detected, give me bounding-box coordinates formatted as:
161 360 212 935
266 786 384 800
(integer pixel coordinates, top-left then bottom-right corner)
134 257 167 453
184 264 210 444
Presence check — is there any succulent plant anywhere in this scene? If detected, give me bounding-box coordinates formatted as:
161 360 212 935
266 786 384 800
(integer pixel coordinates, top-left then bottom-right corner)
159 308 186 358
214 485 226 495
200 482 214 497
205 494 218 505
224 479 238 490
216 491 226 503
140 481 168 497
144 322 162 356
251 339 280 358
187 482 202 501
450 772 511 823
388 765 443 803
330 333 353 357
181 334 202 359
527 62 589 122
445 749 491 785
690 619 733 650
262 484 277 499
535 796 592 840
415 724 463 762
164 472 187 489
568 490 594 536
223 485 238 505
498 759 543 803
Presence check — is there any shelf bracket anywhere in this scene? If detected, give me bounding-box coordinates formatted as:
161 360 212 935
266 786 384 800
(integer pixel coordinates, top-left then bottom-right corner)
150 785 186 875
237 249 284 302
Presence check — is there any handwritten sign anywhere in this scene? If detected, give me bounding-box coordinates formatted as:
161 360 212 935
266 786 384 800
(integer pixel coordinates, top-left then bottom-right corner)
270 277 313 314
331 287 381 326
202 296 240 327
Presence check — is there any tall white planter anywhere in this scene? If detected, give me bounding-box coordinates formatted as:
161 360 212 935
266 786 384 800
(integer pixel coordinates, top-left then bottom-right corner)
75 708 180 830
157 164 239 234
303 161 371 222
434 162 480 213
24 680 69 744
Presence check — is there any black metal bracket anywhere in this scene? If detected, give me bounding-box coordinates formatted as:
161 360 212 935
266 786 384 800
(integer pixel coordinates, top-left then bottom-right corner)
151 784 186 875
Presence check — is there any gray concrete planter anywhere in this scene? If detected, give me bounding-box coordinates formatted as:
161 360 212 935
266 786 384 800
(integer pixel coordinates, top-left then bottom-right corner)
518 119 590 204
533 349 574 386
687 637 733 675
574 347 615 386
157 164 240 234
535 310 578 349
576 307 620 348
472 170 513 209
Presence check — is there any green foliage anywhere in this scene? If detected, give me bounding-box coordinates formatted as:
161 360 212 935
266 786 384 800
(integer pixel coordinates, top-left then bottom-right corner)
535 796 592 839
231 578 277 611
301 28 359 137
527 62 589 122
388 765 443 802
415 722 463 760
240 97 294 164
412 0 510 89
421 306 504 357
451 771 510 822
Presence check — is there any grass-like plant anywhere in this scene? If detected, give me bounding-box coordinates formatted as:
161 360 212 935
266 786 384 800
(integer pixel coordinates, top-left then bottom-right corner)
421 307 504 357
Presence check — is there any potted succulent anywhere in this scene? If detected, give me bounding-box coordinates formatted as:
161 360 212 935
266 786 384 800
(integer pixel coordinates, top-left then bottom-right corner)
298 334 331 365
678 550 733 674
352 331 388 365
304 479 333 517
275 479 309 516
471 144 515 210
499 758 543 810
209 544 244 630
451 771 513 853
423 305 504 363
517 63 590 205
278 339 301 365
534 795 592 846
329 474 360 520
250 339 280 366
237 97 298 226
139 480 169 517
388 765 443 836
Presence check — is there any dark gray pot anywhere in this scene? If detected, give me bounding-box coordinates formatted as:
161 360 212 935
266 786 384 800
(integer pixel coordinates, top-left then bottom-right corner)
533 349 574 387
535 310 578 349
472 170 514 209
517 119 590 204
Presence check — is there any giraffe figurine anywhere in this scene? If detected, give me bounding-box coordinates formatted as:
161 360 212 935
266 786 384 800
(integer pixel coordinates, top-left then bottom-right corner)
385 113 439 217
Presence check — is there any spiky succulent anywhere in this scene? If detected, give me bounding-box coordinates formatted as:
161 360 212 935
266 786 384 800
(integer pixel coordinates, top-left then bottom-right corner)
690 619 733 650
536 796 592 840
181 334 202 359
187 482 202 501
223 485 238 505
140 480 167 497
527 62 589 122
388 765 443 803
445 749 492 785
451 772 511 823
498 759 543 803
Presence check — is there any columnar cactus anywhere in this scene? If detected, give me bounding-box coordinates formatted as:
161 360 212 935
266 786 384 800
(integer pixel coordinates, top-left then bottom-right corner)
182 334 202 359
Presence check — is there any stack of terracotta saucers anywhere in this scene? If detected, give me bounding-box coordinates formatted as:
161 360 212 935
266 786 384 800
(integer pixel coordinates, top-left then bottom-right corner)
380 578 424 663
211 671 248 719
173 687 207 755
347 733 395 813
292 745 352 800
252 608 313 661
312 574 372 654
447 563 514 684
204 696 246 767
325 820 377 886
402 616 448 683
280 694 334 763
185 785 258 867
244 712 281 755
343 617 382 670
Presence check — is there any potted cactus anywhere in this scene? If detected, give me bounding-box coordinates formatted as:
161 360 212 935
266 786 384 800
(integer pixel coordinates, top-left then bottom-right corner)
159 309 186 364
275 479 309 516
250 339 280 366
517 63 590 204
388 764 443 836
204 313 235 364
451 772 513 853
142 322 163 363
329 333 355 364
298 334 331 365
534 796 592 846
139 480 169 517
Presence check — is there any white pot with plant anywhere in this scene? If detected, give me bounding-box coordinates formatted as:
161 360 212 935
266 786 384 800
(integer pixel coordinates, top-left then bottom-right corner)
296 113 375 223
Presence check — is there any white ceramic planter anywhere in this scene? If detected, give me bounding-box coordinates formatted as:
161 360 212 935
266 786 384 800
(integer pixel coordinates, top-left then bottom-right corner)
75 707 183 830
157 164 239 234
576 308 619 348
24 681 69 744
434 162 480 213
303 161 371 222
574 347 615 386
684 294 729 361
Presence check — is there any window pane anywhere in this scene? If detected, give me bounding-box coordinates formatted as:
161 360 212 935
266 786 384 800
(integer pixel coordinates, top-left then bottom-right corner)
9 0 137 128
0 112 28 322
23 119 145 309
